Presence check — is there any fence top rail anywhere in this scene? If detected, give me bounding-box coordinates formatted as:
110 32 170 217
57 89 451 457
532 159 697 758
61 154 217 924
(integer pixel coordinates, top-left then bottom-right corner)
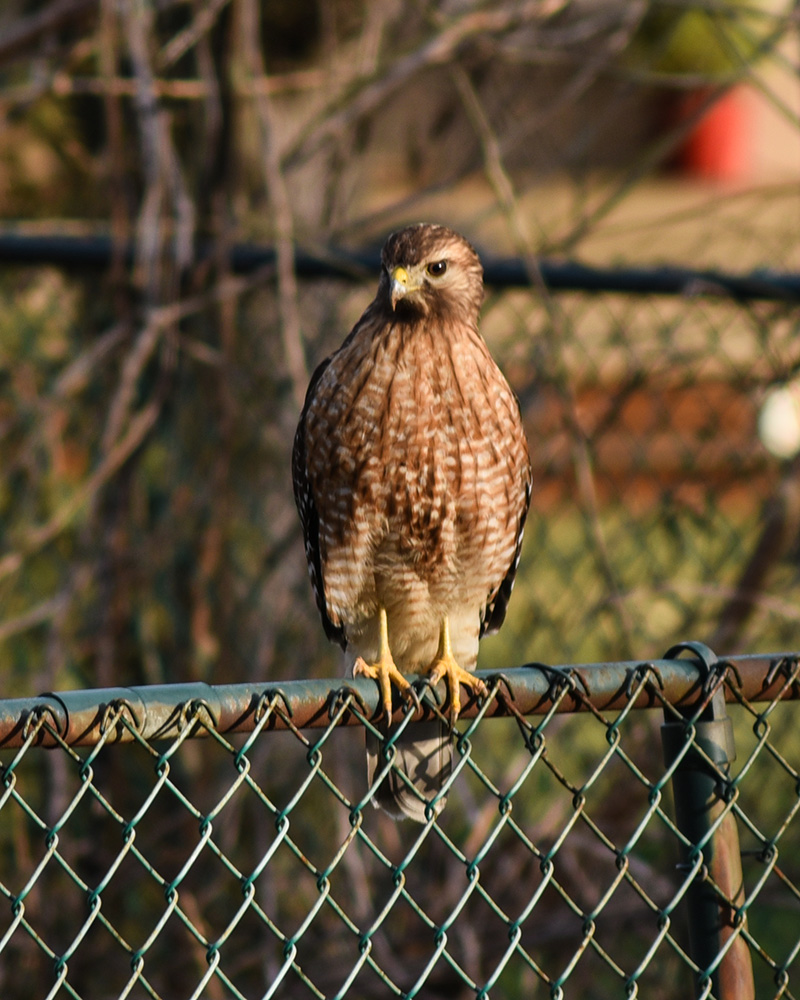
1 231 800 302
1 648 797 750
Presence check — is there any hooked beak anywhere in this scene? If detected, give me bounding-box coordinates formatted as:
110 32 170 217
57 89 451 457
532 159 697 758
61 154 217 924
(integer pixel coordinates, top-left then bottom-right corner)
390 265 410 310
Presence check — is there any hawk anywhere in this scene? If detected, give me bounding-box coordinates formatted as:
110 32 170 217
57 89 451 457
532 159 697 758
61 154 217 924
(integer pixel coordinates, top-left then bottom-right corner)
293 223 532 822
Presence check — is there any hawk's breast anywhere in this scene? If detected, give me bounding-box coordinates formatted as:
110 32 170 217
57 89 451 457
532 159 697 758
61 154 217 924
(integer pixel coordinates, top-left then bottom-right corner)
304 317 529 633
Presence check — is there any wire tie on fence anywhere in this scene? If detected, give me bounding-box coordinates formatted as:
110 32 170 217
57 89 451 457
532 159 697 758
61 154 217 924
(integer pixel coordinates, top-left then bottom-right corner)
716 657 742 690
541 663 575 698
571 667 592 699
625 662 664 700
534 664 586 707
487 672 534 728
22 701 63 742
406 679 429 719
174 699 194 733
19 709 43 742
183 697 218 732
487 672 515 702
764 655 788 687
252 690 272 724
99 697 141 736
97 701 118 734
327 685 364 722
254 688 293 725
764 654 800 693
412 672 446 715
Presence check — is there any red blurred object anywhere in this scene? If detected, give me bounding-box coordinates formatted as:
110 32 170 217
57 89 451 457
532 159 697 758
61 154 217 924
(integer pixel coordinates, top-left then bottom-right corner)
672 87 752 182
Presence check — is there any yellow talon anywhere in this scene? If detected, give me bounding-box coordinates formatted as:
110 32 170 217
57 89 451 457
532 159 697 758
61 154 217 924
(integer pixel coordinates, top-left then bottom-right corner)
427 615 488 724
353 607 412 720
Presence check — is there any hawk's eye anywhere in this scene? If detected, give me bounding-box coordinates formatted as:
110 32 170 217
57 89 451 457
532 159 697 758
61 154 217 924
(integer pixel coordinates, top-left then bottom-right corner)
426 260 447 277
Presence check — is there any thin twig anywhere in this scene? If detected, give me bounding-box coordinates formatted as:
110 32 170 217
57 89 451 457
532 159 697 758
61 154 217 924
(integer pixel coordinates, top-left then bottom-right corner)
0 0 96 62
282 0 568 171
239 0 307 411
101 320 160 454
159 0 232 69
0 399 161 585
53 322 128 398
123 0 195 295
452 61 637 656
0 593 69 645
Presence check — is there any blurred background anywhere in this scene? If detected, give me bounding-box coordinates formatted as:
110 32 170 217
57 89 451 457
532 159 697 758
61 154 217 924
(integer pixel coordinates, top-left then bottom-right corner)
1 2 800 997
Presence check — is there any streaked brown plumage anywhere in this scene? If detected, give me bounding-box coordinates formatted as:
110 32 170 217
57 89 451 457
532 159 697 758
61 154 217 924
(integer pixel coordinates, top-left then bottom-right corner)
293 223 531 821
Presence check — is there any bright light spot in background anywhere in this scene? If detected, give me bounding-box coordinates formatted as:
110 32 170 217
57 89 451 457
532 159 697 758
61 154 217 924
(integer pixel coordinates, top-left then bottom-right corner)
759 384 800 459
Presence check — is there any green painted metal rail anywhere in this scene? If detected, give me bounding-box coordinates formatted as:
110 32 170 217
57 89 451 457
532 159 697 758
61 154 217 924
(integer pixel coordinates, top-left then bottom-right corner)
1 650 797 749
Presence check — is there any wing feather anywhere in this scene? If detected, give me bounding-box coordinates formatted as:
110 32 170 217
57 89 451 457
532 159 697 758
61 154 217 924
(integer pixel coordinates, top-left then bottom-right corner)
480 475 532 637
292 356 347 650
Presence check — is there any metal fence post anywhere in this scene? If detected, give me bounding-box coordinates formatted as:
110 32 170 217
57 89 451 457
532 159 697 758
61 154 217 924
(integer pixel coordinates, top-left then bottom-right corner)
661 644 755 999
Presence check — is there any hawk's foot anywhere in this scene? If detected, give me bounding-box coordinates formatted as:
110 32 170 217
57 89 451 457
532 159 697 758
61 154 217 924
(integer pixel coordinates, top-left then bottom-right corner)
353 607 412 720
354 652 412 721
427 615 488 725
426 651 487 725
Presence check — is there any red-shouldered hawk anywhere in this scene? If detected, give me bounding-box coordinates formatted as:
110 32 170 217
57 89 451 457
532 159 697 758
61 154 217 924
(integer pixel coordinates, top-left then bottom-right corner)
293 223 532 822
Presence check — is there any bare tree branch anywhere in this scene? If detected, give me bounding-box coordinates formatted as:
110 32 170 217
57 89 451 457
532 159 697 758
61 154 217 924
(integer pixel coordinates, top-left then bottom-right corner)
282 0 569 171
0 398 160 585
452 61 637 656
0 0 96 63
239 0 307 412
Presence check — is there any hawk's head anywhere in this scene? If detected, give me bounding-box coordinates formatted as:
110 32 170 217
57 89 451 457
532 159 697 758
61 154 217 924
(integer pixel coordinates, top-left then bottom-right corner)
378 223 484 324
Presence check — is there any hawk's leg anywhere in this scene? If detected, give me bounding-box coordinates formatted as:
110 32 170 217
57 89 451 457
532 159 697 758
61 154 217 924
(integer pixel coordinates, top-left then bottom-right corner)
353 607 413 720
427 615 488 725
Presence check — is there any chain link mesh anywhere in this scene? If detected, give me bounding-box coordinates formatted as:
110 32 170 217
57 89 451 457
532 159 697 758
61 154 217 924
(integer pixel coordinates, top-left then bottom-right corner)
1 653 799 999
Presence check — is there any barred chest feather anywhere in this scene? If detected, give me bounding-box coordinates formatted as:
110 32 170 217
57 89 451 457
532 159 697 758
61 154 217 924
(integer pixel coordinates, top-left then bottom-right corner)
303 313 529 650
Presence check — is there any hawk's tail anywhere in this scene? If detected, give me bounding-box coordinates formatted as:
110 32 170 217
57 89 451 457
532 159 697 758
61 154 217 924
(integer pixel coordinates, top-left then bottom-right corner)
365 722 452 822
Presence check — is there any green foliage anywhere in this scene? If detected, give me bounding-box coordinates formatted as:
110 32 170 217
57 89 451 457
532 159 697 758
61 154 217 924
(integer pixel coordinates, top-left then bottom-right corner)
630 1 767 77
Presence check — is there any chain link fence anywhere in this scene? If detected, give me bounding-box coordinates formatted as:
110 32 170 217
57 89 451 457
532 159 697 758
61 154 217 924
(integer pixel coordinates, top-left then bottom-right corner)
2 646 800 998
